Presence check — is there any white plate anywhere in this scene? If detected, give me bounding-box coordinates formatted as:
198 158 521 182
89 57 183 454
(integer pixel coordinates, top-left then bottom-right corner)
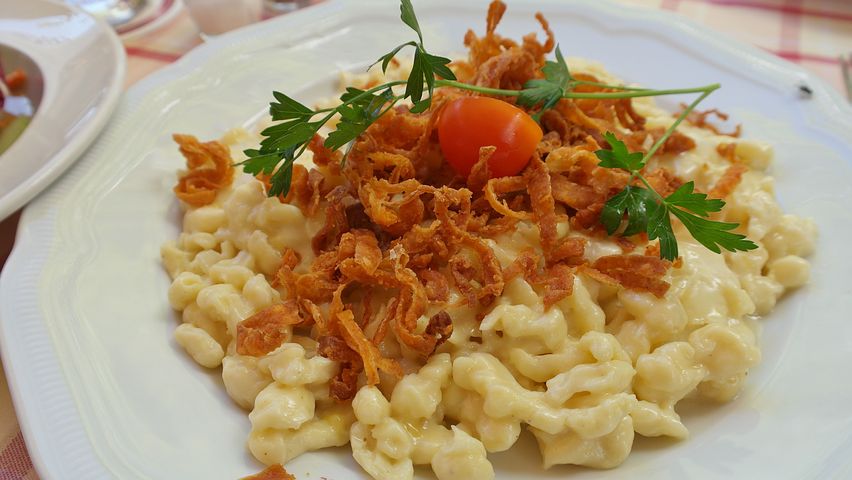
2 1 852 478
0 0 125 220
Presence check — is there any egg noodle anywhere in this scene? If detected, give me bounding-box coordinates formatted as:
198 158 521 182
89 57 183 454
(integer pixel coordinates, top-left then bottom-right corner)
161 3 814 479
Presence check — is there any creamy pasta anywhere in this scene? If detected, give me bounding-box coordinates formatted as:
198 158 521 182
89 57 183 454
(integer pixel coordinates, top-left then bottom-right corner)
161 58 814 479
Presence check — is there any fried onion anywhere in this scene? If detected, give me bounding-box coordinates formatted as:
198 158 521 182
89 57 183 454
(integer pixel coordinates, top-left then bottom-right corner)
172 134 235 207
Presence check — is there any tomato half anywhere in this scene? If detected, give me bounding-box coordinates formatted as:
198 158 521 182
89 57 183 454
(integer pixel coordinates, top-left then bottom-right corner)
437 96 543 179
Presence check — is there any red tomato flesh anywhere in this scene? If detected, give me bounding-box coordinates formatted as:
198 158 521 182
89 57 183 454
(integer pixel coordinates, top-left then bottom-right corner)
437 96 543 178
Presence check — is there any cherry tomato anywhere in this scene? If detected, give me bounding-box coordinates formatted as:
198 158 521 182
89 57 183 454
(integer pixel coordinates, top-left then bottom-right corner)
437 96 543 178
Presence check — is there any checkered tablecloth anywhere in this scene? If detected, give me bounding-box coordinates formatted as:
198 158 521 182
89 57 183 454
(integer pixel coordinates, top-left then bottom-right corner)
0 0 849 478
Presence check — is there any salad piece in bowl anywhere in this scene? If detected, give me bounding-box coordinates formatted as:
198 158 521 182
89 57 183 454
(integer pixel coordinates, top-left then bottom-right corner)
0 45 41 156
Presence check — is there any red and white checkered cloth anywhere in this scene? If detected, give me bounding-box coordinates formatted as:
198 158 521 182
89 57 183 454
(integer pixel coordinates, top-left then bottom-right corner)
1 0 849 478
621 0 851 93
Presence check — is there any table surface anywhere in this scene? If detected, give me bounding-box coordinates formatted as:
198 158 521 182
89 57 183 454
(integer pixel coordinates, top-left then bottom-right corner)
1 0 850 478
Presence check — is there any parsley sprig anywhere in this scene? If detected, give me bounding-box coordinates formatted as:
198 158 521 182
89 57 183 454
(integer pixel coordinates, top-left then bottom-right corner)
594 94 758 260
375 0 457 113
437 48 719 107
240 81 405 195
239 0 452 193
240 0 756 260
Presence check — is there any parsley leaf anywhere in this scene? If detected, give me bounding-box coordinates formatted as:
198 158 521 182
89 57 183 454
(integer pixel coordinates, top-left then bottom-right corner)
240 146 297 197
595 132 758 261
399 0 423 44
371 0 456 114
408 50 455 112
239 92 321 195
517 45 572 118
423 51 455 81
595 132 645 171
541 45 571 87
259 121 317 151
599 187 632 234
647 203 678 259
240 150 284 176
668 207 757 255
599 185 657 236
325 87 396 151
665 181 724 217
405 48 426 105
398 0 455 111
373 41 418 73
269 92 314 121
267 154 296 197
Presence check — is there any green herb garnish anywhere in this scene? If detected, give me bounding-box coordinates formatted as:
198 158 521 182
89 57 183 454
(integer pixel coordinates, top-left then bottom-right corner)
375 0 457 113
595 123 758 260
241 0 755 260
516 45 572 119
